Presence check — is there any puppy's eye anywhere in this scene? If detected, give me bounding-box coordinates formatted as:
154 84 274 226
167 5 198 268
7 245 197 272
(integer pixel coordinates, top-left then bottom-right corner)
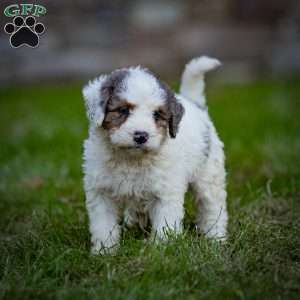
153 110 165 121
117 107 130 115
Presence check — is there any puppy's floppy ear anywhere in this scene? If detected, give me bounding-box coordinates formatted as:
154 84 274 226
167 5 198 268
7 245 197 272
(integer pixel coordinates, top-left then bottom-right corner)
82 69 128 127
160 82 184 138
168 95 184 138
82 75 108 126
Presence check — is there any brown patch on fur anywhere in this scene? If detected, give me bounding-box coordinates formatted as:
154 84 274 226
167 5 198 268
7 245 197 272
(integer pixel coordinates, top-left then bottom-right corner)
153 105 169 129
100 69 129 127
160 83 184 138
102 96 135 130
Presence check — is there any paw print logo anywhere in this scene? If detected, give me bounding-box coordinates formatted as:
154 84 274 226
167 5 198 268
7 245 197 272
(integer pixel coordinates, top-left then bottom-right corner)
4 16 45 48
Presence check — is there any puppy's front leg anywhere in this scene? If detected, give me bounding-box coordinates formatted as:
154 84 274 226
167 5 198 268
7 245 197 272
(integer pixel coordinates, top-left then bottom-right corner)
86 190 119 254
150 194 184 240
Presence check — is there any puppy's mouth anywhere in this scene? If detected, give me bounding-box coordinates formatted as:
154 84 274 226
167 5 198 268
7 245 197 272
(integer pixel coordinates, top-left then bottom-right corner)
120 144 149 151
133 144 146 149
112 143 154 154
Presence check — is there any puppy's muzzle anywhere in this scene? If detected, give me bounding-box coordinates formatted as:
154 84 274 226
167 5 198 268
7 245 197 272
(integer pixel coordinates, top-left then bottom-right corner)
133 131 149 145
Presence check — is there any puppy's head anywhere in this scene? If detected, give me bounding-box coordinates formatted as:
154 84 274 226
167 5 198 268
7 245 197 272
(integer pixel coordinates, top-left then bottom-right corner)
83 67 184 153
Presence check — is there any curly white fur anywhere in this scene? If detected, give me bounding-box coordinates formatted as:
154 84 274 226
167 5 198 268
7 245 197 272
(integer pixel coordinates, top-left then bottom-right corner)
82 56 227 254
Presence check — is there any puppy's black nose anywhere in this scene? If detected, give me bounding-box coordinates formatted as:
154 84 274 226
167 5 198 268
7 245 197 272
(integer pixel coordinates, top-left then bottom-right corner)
133 131 149 145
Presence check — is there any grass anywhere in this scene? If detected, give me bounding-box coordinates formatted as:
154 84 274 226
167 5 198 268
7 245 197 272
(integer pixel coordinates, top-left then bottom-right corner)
0 79 300 300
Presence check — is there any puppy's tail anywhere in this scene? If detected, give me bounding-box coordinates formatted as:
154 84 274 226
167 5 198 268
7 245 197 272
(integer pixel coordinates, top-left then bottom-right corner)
179 56 221 107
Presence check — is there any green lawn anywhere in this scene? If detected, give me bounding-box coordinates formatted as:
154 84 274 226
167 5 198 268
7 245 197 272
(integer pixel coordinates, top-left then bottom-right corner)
0 79 300 300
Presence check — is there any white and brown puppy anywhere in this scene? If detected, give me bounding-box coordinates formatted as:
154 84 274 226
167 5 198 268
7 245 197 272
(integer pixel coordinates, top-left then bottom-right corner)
83 56 228 254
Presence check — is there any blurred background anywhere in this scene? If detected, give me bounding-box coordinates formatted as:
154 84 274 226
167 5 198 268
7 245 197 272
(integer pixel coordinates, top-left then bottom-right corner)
1 0 300 85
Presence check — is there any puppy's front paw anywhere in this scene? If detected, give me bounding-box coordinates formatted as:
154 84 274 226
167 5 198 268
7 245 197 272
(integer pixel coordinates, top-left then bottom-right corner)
197 225 227 243
150 226 183 244
91 239 118 255
206 233 227 243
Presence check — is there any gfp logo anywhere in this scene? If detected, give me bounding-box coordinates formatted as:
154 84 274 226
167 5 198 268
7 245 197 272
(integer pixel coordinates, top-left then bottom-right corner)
3 4 46 48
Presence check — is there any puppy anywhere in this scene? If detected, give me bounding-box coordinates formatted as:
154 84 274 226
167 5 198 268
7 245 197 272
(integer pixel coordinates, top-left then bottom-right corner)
82 56 228 254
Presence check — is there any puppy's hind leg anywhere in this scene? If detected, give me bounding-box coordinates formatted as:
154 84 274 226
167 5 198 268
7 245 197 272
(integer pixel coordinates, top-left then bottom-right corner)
192 152 228 241
123 207 138 228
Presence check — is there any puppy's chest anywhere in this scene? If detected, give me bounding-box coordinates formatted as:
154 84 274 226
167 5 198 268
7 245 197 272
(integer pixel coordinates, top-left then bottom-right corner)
101 161 160 201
